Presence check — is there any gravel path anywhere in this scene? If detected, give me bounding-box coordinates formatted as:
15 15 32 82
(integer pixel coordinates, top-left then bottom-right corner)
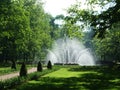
0 67 37 81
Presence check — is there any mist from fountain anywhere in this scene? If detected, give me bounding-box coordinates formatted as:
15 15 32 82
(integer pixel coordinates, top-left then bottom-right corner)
46 37 96 66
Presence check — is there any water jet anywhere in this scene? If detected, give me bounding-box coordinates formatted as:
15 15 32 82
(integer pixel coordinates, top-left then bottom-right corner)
46 37 96 66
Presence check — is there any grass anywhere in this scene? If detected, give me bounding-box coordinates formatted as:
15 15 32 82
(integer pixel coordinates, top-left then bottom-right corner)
0 65 34 76
0 66 60 90
0 67 15 76
12 66 120 90
43 68 96 78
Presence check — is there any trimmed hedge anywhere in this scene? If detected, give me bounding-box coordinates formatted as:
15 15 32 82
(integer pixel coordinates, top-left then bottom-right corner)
47 60 52 69
19 62 27 77
37 61 42 72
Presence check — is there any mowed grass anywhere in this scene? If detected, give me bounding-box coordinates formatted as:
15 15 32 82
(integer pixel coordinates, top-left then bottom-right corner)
0 65 34 76
0 67 17 76
43 68 96 78
16 66 120 90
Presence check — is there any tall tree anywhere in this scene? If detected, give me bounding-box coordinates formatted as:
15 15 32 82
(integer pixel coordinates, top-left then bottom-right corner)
0 0 30 62
66 0 120 38
23 0 53 61
93 22 120 63
0 0 53 63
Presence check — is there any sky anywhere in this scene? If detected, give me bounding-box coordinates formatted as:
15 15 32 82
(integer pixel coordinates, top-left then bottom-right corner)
42 0 115 17
43 0 76 17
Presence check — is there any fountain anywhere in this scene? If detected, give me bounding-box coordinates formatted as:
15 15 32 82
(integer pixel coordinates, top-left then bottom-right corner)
46 37 96 66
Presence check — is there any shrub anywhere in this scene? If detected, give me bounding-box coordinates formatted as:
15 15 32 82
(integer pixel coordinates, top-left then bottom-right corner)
0 66 60 89
11 60 16 69
37 61 42 72
19 62 27 77
47 60 52 69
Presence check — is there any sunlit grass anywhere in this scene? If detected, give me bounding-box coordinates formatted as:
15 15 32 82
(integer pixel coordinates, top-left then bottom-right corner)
14 66 120 90
43 68 97 78
0 67 16 76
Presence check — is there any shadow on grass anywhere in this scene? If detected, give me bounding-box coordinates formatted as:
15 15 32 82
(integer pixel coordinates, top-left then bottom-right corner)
17 66 120 90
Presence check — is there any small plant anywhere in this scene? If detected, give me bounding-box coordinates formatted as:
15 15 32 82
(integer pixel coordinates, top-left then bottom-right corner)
47 60 52 69
11 60 16 69
37 61 42 72
19 62 27 77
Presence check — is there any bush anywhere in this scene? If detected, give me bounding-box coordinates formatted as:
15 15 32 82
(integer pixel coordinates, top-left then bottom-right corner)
19 62 27 77
47 60 52 69
11 60 16 69
37 61 42 72
0 77 27 89
0 66 60 89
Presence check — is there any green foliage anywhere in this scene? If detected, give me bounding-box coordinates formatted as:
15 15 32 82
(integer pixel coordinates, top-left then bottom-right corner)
47 61 52 69
0 77 27 90
0 65 60 90
37 61 42 72
66 0 120 38
0 0 55 63
0 65 32 76
93 22 120 62
19 62 27 77
49 15 62 39
58 14 84 39
65 0 120 63
0 67 17 76
14 66 120 90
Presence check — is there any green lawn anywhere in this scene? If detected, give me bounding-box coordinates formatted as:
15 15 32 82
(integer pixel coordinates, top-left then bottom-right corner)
43 68 97 78
16 66 120 90
0 65 33 76
0 67 18 76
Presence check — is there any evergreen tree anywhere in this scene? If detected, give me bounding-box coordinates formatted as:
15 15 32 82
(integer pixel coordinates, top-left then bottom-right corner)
47 60 52 69
19 62 27 77
37 61 42 72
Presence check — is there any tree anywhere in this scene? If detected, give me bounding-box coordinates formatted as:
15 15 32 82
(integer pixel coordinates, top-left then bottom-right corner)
19 62 27 77
62 16 84 39
90 0 120 38
49 15 62 39
65 0 120 65
23 0 53 61
37 61 42 72
66 0 120 38
47 60 52 69
0 0 30 62
93 22 120 63
0 0 54 63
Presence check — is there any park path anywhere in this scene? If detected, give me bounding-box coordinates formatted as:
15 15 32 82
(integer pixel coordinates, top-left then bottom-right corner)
0 67 37 81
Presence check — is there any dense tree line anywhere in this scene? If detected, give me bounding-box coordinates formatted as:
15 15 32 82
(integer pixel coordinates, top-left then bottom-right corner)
0 0 60 63
0 0 120 65
93 22 120 63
